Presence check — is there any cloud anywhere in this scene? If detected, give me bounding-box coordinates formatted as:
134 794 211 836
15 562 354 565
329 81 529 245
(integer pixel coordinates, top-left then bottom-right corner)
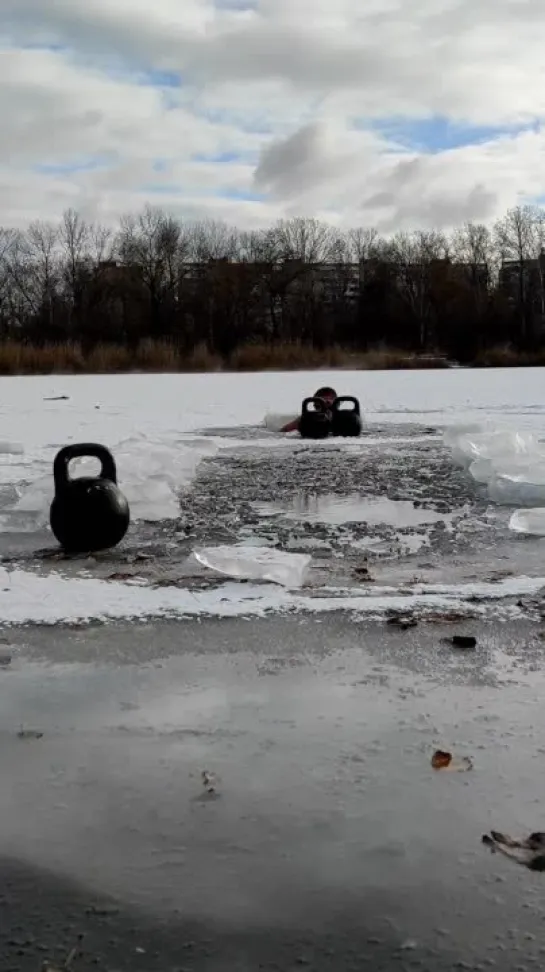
254 123 362 197
1 0 545 231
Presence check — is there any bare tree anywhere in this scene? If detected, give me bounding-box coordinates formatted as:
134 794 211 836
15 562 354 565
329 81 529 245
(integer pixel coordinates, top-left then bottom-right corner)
237 228 278 264
58 209 91 325
190 219 239 262
493 206 545 347
346 226 382 265
386 230 448 349
272 217 337 264
7 222 60 337
0 228 17 335
89 223 114 265
451 222 494 279
0 203 542 361
450 221 494 321
116 205 191 338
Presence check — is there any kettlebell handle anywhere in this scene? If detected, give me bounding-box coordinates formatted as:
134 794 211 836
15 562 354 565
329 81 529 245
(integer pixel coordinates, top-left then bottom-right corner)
333 396 360 414
53 443 118 493
302 396 328 414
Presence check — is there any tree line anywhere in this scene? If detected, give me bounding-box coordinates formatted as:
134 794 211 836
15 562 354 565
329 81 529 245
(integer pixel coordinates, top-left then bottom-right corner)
1 203 545 362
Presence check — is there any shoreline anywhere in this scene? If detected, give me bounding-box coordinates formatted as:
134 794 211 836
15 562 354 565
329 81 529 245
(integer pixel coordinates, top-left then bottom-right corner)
0 339 544 374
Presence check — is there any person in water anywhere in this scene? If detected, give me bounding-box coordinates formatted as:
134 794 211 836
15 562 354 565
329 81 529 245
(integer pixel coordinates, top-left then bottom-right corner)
280 387 338 433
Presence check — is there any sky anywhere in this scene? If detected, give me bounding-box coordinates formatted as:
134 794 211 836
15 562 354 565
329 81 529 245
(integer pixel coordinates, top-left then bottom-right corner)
2 0 545 233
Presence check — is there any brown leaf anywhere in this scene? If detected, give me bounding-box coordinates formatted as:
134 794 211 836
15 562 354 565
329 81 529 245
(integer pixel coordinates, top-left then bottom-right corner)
431 749 452 769
432 749 473 772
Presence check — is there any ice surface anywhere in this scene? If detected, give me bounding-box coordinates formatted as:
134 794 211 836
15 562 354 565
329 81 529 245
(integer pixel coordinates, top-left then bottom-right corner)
398 533 428 554
0 369 543 618
448 428 537 470
509 508 545 536
0 370 543 530
0 436 221 528
444 424 545 510
442 423 483 449
0 567 542 624
193 545 311 587
263 413 296 432
0 441 24 455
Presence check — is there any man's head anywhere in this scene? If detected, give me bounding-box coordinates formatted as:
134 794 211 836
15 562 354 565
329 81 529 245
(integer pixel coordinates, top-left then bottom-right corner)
314 386 337 405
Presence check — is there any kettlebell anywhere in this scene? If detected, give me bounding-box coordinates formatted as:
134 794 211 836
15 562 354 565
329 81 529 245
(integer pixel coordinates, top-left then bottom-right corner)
50 443 130 553
299 397 332 439
331 396 362 437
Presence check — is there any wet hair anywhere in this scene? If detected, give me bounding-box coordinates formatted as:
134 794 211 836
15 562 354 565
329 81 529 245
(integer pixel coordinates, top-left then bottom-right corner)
314 386 337 400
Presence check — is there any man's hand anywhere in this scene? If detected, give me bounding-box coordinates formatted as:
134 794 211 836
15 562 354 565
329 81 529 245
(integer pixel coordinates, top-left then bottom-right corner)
280 417 300 433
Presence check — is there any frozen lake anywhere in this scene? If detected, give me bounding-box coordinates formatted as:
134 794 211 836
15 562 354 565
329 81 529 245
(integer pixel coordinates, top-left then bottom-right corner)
0 369 544 969
0 367 544 622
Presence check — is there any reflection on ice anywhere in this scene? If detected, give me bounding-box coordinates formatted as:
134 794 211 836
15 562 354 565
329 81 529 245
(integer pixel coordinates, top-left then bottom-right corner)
252 493 451 528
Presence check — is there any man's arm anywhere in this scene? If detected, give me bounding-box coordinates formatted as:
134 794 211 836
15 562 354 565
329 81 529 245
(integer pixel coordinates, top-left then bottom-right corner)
280 417 300 433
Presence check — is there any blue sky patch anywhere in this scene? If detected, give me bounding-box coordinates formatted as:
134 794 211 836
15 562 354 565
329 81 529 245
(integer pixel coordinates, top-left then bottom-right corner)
361 115 537 153
217 186 264 201
137 69 182 88
141 182 182 195
34 156 111 176
213 0 258 8
192 151 251 164
194 106 272 135
15 40 68 53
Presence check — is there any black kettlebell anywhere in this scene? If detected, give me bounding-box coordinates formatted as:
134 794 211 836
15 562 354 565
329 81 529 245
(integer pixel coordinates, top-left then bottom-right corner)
331 396 362 437
50 443 130 553
299 397 332 439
